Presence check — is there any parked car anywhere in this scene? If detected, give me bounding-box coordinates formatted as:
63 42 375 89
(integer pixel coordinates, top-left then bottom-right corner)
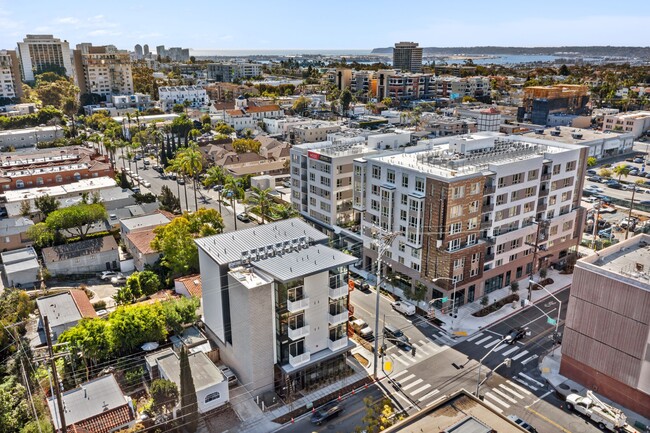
584 185 604 193
310 402 343 426
218 366 238 387
282 180 291 188
605 180 622 189
237 213 251 223
629 169 640 176
619 217 638 229
177 178 185 185
634 157 646 164
143 159 151 166
505 327 526 344
142 180 151 188
587 175 602 182
99 271 119 281
353 279 370 292
383 324 411 350
598 229 615 240
96 309 109 316
391 300 416 316
350 319 374 340
507 415 538 433
593 195 612 204
586 169 598 176
110 274 127 285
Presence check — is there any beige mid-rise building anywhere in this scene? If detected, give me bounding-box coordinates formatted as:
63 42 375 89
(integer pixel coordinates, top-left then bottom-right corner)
0 50 23 100
17 34 73 82
73 45 133 97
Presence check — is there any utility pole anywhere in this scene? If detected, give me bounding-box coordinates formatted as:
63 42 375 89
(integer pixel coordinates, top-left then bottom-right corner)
526 219 549 302
625 186 637 240
44 316 67 433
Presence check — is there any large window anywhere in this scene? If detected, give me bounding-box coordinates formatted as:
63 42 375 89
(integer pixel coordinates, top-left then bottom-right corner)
205 392 221 403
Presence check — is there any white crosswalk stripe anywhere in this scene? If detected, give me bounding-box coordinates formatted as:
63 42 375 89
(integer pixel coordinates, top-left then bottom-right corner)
484 339 501 348
502 346 520 357
485 391 510 408
410 384 432 396
511 350 529 361
492 388 518 404
466 332 484 342
402 378 423 391
393 356 411 366
474 336 492 345
391 370 408 380
482 399 504 413
499 384 524 399
492 344 509 353
418 389 440 402
506 380 531 396
398 374 416 383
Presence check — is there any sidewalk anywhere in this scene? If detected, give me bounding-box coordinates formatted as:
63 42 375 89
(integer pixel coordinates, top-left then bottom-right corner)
432 268 574 338
539 347 650 432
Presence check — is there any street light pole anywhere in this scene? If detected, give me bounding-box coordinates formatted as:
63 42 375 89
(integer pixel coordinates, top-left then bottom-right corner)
433 277 458 329
528 280 562 335
476 335 512 397
477 358 512 397
372 229 400 381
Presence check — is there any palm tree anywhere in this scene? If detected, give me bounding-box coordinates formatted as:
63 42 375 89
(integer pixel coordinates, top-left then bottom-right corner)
274 203 299 220
166 158 188 212
223 176 243 230
131 141 141 178
204 166 226 213
103 138 117 170
246 186 273 224
176 143 203 211
613 165 631 181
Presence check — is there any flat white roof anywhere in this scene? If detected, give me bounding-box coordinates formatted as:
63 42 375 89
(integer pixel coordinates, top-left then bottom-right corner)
3 177 116 203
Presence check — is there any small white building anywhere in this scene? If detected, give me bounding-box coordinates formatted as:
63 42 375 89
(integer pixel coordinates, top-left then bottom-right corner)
42 235 119 276
0 125 65 150
158 85 209 112
602 111 650 138
1 246 40 288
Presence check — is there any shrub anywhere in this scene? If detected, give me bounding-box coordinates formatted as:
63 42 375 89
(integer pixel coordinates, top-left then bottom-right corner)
93 300 107 311
510 281 519 293
480 296 489 307
539 267 548 279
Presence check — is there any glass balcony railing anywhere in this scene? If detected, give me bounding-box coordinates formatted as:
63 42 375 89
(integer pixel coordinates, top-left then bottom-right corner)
328 309 348 326
289 352 311 368
287 297 310 313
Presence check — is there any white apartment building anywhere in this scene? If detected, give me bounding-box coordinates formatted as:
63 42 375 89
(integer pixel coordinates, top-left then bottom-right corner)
0 50 23 100
73 45 133 97
0 125 65 149
355 132 587 308
602 111 650 138
522 126 635 160
290 122 342 144
158 85 209 111
17 34 73 82
196 219 356 396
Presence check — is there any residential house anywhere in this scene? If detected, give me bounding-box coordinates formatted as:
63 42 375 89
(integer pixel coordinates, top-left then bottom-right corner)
121 212 170 270
0 216 33 251
42 235 119 276
36 290 97 342
174 274 202 299
47 374 135 433
1 246 39 288
196 219 357 396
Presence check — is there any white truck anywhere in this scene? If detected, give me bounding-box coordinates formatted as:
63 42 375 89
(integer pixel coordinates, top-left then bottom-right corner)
565 391 639 432
350 319 374 340
391 300 416 316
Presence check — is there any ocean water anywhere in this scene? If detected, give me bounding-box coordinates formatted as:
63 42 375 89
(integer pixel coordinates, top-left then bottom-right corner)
191 49 373 57
440 55 559 65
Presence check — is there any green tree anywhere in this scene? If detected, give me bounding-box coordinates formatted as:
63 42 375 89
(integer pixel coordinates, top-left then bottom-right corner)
558 64 571 76
223 176 244 230
587 157 597 168
599 168 612 178
273 203 299 220
114 271 162 305
45 203 108 239
232 138 261 154
26 222 56 248
34 194 60 217
170 114 193 139
159 185 181 214
402 282 427 303
203 166 227 188
247 186 274 224
0 378 30 433
172 104 185 114
34 76 79 111
340 88 353 114
359 397 402 433
214 122 235 135
292 95 311 114
0 288 34 364
179 347 198 432
19 200 31 217
613 165 630 181
109 303 167 354
380 97 392 107
162 296 200 334
176 143 204 211
150 379 179 416
58 317 112 365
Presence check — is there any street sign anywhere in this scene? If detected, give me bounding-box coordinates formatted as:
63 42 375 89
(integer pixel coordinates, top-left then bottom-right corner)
547 317 557 325
441 297 449 303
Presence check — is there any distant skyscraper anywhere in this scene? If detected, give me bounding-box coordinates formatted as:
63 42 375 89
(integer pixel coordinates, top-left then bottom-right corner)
156 45 166 58
16 34 73 81
392 41 423 73
134 44 143 60
143 44 150 56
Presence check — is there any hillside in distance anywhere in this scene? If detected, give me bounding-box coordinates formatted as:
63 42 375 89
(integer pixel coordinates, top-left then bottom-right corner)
371 46 650 58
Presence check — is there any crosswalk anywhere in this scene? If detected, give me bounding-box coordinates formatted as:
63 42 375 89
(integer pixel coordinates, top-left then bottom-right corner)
481 379 533 413
384 339 448 367
466 332 530 364
387 369 441 405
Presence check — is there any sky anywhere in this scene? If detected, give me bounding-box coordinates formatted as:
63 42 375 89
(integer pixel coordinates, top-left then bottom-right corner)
1 0 648 52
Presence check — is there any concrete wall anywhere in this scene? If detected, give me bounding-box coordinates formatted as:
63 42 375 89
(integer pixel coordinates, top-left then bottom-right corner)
303 271 329 355
46 250 118 276
195 381 229 413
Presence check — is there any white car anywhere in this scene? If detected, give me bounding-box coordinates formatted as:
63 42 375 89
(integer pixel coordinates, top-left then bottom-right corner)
142 180 151 188
585 185 604 193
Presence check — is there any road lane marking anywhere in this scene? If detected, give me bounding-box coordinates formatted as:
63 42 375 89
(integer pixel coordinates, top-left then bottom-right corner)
519 372 545 388
425 395 446 408
492 388 518 403
391 370 408 380
499 384 524 399
526 407 573 433
392 390 411 406
474 336 492 345
485 392 510 408
506 380 532 395
515 377 538 391
415 342 430 356
526 390 552 407
466 332 484 342
521 354 539 365
502 346 520 357
511 350 529 361
410 384 432 396
418 389 440 402
394 356 411 366
484 339 501 348
492 344 508 352
482 399 504 413
402 379 423 391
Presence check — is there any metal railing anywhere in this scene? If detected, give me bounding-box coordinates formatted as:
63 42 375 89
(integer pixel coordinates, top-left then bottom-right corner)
288 324 310 340
289 352 311 368
287 297 310 313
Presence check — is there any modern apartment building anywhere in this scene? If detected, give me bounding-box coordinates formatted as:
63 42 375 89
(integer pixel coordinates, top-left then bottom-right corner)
0 125 65 150
158 85 209 111
0 50 23 100
561 234 650 417
196 219 357 396
73 45 134 98
16 34 73 82
392 42 423 73
207 63 263 82
602 110 650 138
290 122 342 144
375 70 490 103
421 113 478 137
355 132 587 307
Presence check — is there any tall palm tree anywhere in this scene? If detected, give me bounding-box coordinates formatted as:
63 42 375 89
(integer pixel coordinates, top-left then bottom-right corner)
103 138 117 170
166 158 187 212
223 176 243 230
131 141 141 177
613 165 630 181
176 143 203 211
246 186 273 224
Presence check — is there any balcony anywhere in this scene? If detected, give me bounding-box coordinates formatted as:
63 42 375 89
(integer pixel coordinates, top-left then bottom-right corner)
480 219 492 229
289 352 311 368
288 323 310 340
541 173 551 181
287 297 310 313
484 185 496 194
482 202 494 212
539 187 549 196
328 309 349 326
328 336 348 352
329 286 348 299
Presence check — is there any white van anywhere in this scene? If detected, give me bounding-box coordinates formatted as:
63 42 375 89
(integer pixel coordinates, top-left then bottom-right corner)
391 301 416 316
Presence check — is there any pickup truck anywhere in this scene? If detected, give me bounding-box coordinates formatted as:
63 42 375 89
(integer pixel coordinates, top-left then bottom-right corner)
350 319 374 340
565 391 639 433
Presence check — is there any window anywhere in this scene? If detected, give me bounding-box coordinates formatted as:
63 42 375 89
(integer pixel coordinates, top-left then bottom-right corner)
400 209 406 221
496 244 505 254
528 169 538 181
470 268 479 277
400 194 407 205
512 173 522 184
452 185 464 199
415 177 424 193
449 222 462 234
55 175 62 183
401 174 409 188
398 256 405 264
469 201 479 213
510 239 521 249
450 204 463 218
336 178 343 188
467 217 478 230
563 221 573 231
563 178 571 188
566 161 576 171
387 169 395 184
205 391 221 403
511 191 518 201
454 258 464 269
411 248 420 259
553 164 561 175
549 196 557 206
73 172 81 180
509 254 518 262
372 165 381 179
409 199 420 212
320 176 330 187
471 252 481 263
525 187 534 198
467 233 477 245
371 185 380 196
371 200 379 211
498 177 506 188
398 242 405 252
36 177 44 185
448 238 461 251
16 180 24 188
550 225 558 236
561 191 571 202
496 194 507 206
470 182 481 195
309 197 316 206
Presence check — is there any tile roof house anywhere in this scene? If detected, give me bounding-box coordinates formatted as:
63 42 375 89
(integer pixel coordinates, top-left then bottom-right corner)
48 374 135 433
36 290 97 342
125 229 159 271
42 235 119 276
174 274 202 298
